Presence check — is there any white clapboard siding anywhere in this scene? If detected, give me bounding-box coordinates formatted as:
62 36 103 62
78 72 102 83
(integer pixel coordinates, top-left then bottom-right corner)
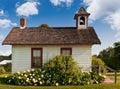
12 45 92 73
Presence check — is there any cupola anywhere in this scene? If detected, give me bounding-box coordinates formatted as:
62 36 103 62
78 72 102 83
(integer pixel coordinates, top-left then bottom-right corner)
74 7 90 29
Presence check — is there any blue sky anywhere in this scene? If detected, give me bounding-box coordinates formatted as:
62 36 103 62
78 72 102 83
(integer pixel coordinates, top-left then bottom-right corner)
0 0 119 55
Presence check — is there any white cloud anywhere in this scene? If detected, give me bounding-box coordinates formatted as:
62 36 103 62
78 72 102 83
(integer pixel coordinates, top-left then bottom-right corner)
0 19 17 28
16 1 40 17
84 0 120 41
0 9 4 16
84 0 120 21
50 0 73 6
105 10 120 31
0 50 11 56
0 34 4 41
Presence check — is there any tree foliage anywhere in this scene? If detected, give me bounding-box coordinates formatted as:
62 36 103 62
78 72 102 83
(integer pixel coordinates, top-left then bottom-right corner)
92 56 105 72
0 54 11 62
39 24 49 27
92 56 105 66
98 41 120 70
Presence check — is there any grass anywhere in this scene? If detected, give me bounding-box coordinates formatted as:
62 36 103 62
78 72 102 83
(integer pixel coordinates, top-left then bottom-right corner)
0 73 119 89
0 84 120 89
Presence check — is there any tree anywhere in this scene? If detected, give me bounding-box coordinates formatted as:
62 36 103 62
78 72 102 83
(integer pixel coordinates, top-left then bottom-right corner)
39 24 49 27
0 54 11 62
92 56 105 72
98 41 120 70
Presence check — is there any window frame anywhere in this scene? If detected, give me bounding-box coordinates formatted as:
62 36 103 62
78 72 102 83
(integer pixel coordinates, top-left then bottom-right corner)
61 48 72 56
31 48 43 68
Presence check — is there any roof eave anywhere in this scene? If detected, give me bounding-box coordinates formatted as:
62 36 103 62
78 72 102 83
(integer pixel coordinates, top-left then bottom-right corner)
2 42 101 45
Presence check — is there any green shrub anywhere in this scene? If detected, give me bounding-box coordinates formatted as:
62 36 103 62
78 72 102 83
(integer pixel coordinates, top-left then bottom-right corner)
3 63 11 72
6 69 45 86
43 55 82 85
92 56 105 73
6 70 105 86
0 67 6 74
79 72 91 85
90 72 105 84
6 55 105 86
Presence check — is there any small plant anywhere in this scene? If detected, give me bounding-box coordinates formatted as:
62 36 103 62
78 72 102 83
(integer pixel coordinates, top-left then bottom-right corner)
0 67 6 74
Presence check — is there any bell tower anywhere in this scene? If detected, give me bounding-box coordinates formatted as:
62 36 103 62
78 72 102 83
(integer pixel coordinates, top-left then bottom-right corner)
74 7 90 29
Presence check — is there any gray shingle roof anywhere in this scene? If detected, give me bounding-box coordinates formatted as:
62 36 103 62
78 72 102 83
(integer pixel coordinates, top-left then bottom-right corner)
2 27 101 45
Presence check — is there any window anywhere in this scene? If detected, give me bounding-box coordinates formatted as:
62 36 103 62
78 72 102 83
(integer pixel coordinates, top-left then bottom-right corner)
31 48 42 68
61 48 72 56
80 17 85 25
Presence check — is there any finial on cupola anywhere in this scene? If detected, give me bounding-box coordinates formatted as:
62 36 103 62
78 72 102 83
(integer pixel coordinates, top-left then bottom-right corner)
20 17 26 29
74 7 90 29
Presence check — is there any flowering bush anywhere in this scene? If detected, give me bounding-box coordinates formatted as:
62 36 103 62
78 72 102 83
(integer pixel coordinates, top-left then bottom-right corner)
43 55 82 85
6 69 45 86
6 55 105 86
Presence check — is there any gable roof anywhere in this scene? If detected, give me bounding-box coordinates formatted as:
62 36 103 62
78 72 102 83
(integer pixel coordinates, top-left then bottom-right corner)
78 7 90 15
2 27 101 45
74 7 90 19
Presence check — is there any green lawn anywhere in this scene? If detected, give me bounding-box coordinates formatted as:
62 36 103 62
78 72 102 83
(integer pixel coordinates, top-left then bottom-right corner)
0 84 120 89
0 73 119 89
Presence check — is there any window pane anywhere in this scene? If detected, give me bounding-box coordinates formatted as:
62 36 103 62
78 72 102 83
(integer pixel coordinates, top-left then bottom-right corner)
62 49 71 56
33 57 40 66
33 50 41 67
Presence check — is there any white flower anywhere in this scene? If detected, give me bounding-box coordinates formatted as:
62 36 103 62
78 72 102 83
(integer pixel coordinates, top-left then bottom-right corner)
32 78 36 83
56 83 59 86
33 74 35 76
32 78 35 81
27 69 30 72
99 73 101 76
24 74 27 77
49 75 51 77
32 78 37 83
87 82 90 84
17 72 20 74
26 79 29 82
68 79 72 83
38 78 41 80
39 81 42 85
30 76 33 78
41 74 44 78
18 76 21 79
103 75 106 78
31 69 35 71
27 78 29 80
24 71 26 73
